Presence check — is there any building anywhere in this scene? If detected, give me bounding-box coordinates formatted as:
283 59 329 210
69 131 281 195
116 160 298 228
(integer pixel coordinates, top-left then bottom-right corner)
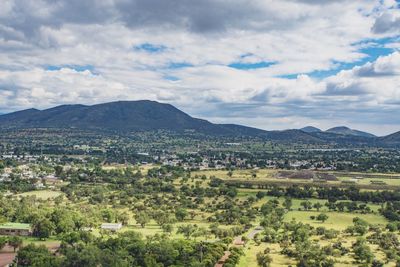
101 223 122 232
0 223 32 236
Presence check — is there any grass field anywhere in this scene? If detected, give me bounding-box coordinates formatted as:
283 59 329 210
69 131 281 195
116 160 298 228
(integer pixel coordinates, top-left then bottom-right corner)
238 242 297 267
17 190 63 200
338 177 400 186
284 211 388 230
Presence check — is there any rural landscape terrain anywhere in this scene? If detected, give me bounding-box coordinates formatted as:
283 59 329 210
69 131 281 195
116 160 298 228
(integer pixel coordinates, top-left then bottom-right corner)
0 101 399 267
1 1 400 266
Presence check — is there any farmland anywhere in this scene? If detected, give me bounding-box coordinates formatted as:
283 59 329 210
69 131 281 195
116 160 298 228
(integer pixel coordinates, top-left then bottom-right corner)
0 163 399 266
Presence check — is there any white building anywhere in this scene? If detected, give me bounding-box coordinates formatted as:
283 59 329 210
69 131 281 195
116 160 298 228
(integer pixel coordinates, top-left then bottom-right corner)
101 223 122 232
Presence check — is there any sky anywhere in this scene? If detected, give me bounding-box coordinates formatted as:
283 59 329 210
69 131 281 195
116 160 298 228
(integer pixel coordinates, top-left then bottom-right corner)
0 0 400 136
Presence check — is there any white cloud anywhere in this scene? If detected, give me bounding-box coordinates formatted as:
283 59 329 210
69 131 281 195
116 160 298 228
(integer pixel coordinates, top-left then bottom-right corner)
0 0 400 135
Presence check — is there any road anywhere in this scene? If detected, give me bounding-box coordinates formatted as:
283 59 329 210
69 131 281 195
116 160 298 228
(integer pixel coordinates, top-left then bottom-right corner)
214 226 264 267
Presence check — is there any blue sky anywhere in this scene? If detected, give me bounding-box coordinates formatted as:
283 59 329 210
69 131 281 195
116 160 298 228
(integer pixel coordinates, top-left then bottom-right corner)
0 0 400 135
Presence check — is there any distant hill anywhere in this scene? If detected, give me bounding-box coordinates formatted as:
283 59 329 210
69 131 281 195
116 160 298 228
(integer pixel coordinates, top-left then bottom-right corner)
0 100 398 146
0 101 294 139
0 101 235 135
325 126 376 138
301 126 322 133
380 131 400 143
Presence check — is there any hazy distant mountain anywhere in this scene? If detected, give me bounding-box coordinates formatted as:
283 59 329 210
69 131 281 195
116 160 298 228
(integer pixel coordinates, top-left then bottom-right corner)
326 126 376 138
1 100 398 146
0 101 286 138
380 131 400 143
301 126 322 133
0 101 231 135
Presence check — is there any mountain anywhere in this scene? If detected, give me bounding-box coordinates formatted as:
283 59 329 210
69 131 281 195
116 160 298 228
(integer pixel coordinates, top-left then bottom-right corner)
0 101 223 134
0 101 274 138
301 126 322 133
1 100 398 146
325 126 376 138
0 101 327 143
380 131 400 143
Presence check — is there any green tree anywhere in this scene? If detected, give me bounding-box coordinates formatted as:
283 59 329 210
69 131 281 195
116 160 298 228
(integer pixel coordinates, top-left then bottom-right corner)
161 224 174 235
134 211 150 228
300 200 312 211
8 236 23 252
177 224 198 239
153 211 174 227
256 250 272 267
283 198 292 211
316 213 329 223
117 212 130 226
33 218 55 239
54 166 63 177
0 236 8 250
175 208 188 221
313 202 323 211
14 244 60 267
352 238 374 264
353 217 369 236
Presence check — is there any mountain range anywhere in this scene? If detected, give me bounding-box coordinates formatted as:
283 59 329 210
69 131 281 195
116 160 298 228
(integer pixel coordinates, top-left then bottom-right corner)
300 126 376 138
0 100 398 146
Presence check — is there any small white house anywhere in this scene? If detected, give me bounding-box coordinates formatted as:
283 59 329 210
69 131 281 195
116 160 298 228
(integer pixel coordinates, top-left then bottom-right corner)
101 223 122 232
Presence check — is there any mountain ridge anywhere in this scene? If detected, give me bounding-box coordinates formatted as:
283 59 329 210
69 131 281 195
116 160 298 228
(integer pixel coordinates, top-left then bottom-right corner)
0 100 398 145
325 126 376 138
301 126 322 133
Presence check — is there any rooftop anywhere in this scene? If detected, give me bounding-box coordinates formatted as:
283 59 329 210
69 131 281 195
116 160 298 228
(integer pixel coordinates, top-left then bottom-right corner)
101 223 122 229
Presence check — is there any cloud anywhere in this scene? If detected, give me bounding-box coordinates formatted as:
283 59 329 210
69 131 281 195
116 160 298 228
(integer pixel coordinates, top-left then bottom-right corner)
372 12 400 34
0 0 400 135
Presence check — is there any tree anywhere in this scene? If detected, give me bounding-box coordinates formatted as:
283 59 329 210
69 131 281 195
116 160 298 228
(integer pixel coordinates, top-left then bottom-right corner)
117 212 130 226
175 208 188 221
177 224 198 239
54 165 63 177
61 231 81 247
54 195 64 206
14 244 60 267
33 218 55 239
300 201 312 211
316 213 329 223
8 236 23 252
256 250 272 267
353 217 369 236
161 224 174 235
194 227 211 240
134 211 150 228
0 236 8 250
313 203 323 211
283 198 292 211
153 211 174 227
352 238 374 264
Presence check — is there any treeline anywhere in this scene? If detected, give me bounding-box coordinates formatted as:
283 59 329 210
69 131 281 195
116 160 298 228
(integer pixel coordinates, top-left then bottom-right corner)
14 230 226 267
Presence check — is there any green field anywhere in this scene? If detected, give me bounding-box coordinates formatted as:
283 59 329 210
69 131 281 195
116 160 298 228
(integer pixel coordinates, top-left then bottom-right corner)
284 210 388 230
17 190 63 200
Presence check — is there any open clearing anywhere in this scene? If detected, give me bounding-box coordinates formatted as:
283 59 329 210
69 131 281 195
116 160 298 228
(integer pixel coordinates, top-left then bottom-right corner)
17 190 63 200
284 211 388 230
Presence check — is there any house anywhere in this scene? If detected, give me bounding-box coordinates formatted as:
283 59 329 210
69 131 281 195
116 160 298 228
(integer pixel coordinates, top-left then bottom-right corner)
0 223 32 236
101 223 122 232
233 236 245 246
